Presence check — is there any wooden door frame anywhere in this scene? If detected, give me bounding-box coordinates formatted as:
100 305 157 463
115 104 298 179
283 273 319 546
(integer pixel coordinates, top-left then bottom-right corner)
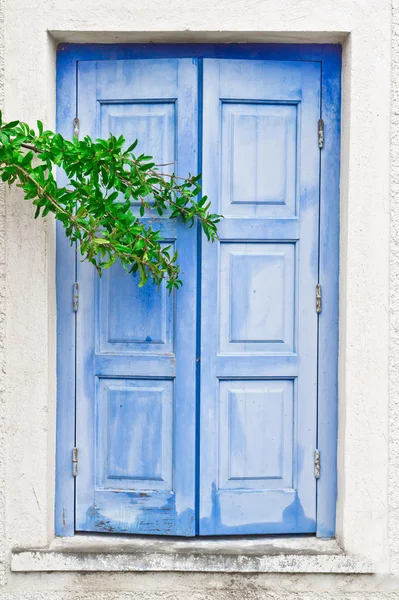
55 42 341 538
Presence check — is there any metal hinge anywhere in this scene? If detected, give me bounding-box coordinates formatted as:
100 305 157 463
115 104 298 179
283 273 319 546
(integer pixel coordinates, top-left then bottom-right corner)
72 447 78 477
72 282 79 312
318 118 324 149
73 117 79 139
316 283 322 313
314 449 320 479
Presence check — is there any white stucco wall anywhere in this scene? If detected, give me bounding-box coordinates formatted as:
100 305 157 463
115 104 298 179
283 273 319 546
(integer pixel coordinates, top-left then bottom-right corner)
1 0 398 597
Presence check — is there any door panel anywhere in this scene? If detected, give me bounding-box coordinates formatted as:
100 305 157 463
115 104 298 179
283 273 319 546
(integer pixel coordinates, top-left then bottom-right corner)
96 379 173 492
75 59 198 535
218 380 294 491
98 244 174 354
199 59 321 535
220 102 298 217
219 242 296 354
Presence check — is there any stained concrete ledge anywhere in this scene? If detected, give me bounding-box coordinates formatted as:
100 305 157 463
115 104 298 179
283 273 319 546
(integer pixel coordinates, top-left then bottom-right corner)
11 535 374 573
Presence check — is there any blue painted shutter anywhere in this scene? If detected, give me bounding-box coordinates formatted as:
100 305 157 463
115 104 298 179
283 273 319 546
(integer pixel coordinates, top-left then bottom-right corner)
199 59 321 534
75 59 198 535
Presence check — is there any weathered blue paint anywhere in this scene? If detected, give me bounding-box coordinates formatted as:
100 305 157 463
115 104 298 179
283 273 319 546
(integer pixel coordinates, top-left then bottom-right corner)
57 42 341 62
74 58 198 535
194 58 204 536
199 58 321 535
55 54 78 537
316 50 341 538
55 44 341 538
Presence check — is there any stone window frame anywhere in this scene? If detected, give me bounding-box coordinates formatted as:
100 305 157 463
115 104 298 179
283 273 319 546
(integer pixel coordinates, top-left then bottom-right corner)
6 22 391 575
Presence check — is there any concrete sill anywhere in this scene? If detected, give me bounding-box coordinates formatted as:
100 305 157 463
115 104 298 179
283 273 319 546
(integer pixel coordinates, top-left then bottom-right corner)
11 535 374 573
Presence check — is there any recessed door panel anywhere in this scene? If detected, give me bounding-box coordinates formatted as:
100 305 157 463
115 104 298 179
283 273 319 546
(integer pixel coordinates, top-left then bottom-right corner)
96 379 173 491
100 102 176 210
221 102 298 217
219 242 296 354
98 246 174 354
218 380 294 491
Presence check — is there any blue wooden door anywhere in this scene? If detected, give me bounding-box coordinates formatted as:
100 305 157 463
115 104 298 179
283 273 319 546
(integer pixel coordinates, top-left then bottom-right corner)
73 55 321 536
75 59 198 535
199 59 321 534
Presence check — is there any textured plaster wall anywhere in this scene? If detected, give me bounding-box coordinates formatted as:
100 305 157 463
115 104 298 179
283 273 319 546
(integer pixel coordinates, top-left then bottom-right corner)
390 0 399 582
0 0 397 597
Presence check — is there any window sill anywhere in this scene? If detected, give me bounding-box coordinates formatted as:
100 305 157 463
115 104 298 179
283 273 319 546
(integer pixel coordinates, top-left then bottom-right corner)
11 535 374 573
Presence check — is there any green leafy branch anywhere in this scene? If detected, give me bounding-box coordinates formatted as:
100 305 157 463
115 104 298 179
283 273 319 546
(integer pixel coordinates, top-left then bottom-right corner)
0 113 222 289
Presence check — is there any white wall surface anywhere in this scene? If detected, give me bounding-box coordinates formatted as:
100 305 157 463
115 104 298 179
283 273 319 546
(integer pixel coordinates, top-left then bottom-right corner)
0 0 397 596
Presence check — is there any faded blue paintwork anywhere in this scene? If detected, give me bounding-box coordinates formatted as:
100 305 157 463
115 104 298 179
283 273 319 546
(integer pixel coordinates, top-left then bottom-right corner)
55 44 341 538
75 58 198 535
199 58 321 535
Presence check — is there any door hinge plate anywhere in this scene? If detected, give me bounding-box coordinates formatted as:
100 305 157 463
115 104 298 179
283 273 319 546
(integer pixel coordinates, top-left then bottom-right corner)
72 447 78 477
314 449 320 479
318 118 324 149
73 117 79 139
316 283 322 313
73 282 79 312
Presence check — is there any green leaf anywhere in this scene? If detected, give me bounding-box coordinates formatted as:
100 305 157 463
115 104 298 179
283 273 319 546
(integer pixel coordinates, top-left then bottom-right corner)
22 150 34 165
126 139 138 153
107 191 119 203
3 120 19 130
